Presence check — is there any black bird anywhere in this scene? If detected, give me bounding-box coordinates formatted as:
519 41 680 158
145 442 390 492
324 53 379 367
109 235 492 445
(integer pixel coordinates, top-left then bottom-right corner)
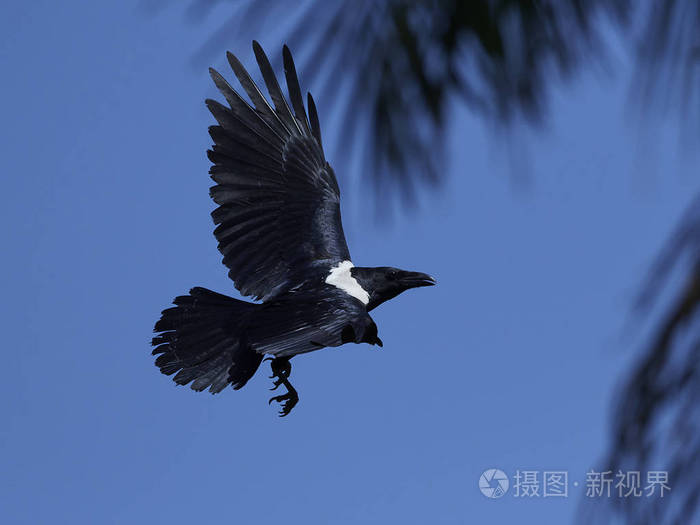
152 42 435 416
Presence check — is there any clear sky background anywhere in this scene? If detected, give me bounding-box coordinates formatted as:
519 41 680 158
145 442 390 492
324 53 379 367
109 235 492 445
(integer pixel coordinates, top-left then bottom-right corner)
1 2 697 524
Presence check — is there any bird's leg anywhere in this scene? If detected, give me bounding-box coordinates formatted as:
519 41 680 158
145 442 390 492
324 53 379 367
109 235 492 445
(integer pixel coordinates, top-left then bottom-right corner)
266 357 299 417
267 356 291 390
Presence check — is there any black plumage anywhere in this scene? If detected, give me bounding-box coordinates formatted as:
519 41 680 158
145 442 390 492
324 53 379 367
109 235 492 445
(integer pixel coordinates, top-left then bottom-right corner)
152 42 435 416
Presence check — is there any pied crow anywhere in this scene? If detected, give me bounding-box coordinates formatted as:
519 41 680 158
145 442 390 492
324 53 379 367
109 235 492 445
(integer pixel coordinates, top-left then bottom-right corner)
152 42 435 416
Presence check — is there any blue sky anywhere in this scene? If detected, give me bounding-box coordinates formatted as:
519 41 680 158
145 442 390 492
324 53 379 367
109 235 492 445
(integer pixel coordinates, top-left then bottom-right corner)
1 2 697 524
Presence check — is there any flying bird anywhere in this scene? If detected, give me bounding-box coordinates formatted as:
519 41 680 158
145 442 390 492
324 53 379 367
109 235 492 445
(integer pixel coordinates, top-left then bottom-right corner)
152 42 435 416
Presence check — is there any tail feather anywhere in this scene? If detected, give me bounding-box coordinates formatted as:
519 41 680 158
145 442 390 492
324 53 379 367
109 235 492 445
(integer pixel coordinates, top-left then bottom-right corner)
152 287 261 393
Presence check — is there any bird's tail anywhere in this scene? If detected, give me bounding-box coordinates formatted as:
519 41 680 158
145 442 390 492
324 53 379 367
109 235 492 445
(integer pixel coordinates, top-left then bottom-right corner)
151 287 262 393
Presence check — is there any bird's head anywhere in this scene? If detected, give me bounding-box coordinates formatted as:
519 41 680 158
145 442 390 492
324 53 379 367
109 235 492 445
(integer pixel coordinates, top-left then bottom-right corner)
351 266 436 310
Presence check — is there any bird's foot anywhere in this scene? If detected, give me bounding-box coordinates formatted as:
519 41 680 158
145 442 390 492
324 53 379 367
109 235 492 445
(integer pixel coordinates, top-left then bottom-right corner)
268 385 299 417
266 357 298 416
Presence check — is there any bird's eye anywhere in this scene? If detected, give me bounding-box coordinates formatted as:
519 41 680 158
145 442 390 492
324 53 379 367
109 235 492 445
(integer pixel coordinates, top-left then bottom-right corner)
388 270 398 280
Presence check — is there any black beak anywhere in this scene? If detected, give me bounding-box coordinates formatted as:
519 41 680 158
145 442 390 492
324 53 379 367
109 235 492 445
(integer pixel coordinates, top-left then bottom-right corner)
400 271 437 288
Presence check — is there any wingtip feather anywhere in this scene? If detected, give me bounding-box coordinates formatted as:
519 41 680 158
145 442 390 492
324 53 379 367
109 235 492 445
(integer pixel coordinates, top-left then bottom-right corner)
307 92 323 149
281 44 311 135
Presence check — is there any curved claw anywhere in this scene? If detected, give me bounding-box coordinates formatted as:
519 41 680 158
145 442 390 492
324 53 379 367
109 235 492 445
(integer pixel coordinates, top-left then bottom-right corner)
268 392 299 417
266 357 297 416
279 401 295 417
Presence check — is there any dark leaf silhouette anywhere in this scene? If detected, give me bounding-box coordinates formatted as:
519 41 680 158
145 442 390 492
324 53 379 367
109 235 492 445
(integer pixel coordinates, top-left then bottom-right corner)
579 196 700 524
155 0 629 200
581 3 700 523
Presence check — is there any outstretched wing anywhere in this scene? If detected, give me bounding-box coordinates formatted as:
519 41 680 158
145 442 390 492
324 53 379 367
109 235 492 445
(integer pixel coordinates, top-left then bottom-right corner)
206 42 350 301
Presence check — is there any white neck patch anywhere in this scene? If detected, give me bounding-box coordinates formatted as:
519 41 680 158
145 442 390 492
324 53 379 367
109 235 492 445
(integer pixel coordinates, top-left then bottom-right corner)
325 260 370 305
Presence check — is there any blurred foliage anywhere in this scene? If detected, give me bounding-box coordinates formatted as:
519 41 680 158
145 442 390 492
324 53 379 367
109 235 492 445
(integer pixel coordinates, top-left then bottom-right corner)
632 1 700 136
591 3 700 524
150 0 629 198
148 1 700 523
580 197 700 525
